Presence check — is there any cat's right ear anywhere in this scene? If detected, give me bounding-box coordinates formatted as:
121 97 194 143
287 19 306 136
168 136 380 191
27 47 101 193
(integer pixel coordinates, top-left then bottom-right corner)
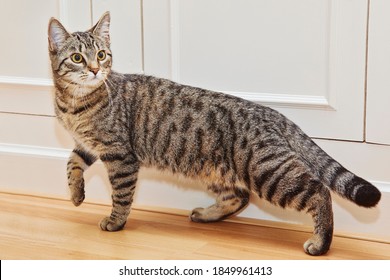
48 18 70 53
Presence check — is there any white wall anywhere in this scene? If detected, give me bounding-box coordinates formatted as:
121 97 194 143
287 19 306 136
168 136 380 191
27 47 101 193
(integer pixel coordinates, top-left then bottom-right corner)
0 0 389 242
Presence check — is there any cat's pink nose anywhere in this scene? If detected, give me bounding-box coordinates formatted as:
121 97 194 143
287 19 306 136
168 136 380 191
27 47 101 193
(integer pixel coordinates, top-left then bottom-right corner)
89 68 99 75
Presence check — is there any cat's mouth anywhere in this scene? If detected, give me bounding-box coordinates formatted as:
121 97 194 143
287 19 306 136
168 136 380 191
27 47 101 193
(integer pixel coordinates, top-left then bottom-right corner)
83 71 105 87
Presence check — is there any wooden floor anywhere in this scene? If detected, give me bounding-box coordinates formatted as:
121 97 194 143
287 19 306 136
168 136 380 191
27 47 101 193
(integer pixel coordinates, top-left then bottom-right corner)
0 192 388 260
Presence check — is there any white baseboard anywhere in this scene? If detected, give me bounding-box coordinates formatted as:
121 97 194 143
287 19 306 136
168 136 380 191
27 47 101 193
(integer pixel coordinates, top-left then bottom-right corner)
0 142 389 242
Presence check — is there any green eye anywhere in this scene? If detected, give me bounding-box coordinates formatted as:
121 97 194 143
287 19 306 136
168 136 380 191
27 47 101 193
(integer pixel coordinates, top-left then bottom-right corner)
71 53 83 63
97 50 106 61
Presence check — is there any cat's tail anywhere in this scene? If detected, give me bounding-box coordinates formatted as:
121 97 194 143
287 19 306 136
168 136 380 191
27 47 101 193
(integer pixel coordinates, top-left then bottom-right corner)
285 121 381 208
319 161 381 207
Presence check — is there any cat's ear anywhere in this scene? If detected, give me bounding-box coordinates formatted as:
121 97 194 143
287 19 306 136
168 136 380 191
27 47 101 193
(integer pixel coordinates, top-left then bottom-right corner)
48 18 70 53
89 11 111 44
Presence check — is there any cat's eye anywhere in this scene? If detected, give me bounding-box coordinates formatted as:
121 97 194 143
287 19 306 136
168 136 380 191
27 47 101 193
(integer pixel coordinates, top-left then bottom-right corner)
71 53 83 63
97 50 106 61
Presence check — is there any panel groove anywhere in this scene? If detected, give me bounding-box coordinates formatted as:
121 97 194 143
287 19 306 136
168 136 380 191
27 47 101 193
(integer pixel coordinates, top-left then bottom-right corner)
224 90 333 110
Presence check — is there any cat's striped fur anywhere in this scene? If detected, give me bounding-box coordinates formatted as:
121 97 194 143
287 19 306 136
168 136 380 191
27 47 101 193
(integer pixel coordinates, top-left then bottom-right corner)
48 12 381 256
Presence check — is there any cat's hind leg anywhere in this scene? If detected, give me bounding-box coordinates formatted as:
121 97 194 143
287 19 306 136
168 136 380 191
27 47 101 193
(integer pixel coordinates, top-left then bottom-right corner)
252 156 333 256
190 185 250 223
301 184 333 256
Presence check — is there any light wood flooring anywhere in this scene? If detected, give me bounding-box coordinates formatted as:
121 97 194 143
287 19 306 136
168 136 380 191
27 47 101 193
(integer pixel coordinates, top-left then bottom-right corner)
0 192 388 260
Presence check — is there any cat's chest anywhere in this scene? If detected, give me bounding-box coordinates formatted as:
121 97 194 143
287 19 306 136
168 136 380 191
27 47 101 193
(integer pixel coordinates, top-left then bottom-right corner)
60 113 104 152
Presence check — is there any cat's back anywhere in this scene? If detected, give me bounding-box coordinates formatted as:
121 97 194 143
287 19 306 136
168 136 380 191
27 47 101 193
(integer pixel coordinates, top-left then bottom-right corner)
122 73 291 173
122 73 286 129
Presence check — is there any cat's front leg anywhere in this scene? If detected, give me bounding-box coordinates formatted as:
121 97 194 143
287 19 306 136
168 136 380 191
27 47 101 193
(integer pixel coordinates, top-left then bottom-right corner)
100 152 140 231
67 147 97 206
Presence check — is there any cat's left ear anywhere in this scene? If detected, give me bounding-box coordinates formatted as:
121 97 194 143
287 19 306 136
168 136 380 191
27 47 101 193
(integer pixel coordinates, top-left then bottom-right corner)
89 11 111 44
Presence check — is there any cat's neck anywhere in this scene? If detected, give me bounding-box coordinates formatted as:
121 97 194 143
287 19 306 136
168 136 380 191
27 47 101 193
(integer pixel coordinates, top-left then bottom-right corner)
54 77 109 114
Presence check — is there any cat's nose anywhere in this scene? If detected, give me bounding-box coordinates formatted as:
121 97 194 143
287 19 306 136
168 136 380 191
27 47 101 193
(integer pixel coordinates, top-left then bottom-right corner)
89 67 99 75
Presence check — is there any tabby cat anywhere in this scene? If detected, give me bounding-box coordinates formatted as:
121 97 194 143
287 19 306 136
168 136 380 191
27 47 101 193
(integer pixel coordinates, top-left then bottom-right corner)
48 12 381 256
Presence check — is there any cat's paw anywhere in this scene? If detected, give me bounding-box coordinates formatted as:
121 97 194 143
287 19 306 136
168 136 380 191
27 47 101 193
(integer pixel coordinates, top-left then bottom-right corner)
99 216 126 232
303 237 330 256
190 207 216 223
190 207 206 223
71 192 85 207
69 178 85 207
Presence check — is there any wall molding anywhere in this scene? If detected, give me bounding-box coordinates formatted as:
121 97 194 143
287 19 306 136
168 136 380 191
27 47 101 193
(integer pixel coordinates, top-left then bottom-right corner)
0 143 70 159
0 75 53 87
224 91 333 110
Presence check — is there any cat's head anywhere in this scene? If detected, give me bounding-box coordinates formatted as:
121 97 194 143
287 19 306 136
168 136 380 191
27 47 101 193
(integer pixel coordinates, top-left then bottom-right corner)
48 12 112 93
